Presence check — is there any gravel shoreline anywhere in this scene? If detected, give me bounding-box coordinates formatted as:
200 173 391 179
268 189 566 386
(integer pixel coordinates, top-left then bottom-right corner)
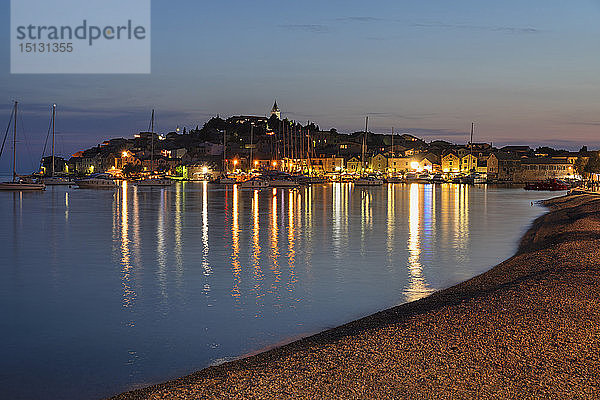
110 193 600 399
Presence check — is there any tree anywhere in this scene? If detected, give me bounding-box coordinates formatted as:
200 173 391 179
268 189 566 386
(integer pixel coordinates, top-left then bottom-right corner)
574 157 588 175
122 163 142 176
584 155 600 174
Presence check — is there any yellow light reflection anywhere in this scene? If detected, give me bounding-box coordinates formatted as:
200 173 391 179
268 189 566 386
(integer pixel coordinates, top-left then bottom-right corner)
405 184 433 302
386 183 395 268
270 190 281 289
287 190 297 290
230 184 241 300
174 181 183 284
454 184 470 258
251 190 264 305
332 182 341 257
64 192 69 221
202 181 212 278
119 181 136 316
156 189 168 308
360 190 372 255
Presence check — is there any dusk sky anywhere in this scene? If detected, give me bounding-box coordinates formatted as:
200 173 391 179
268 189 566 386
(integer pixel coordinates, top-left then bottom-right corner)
2 0 600 171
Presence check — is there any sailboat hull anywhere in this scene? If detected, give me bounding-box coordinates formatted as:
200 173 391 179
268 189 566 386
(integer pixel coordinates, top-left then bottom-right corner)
41 177 73 185
0 182 46 190
135 178 173 186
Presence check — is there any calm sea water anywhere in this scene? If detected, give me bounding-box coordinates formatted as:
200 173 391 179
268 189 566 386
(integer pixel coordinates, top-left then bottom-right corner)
1 182 554 399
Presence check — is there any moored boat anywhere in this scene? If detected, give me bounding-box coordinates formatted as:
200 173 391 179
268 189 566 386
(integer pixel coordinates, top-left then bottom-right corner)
41 176 73 185
0 181 46 190
405 172 431 183
269 178 299 188
0 102 45 191
241 177 269 189
524 178 569 191
75 173 117 189
209 175 237 184
385 175 403 183
431 173 446 183
354 176 383 186
135 177 173 186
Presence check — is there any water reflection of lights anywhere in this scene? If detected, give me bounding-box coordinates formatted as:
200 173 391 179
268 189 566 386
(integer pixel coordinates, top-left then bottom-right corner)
360 189 372 256
201 181 212 278
174 182 183 283
64 192 69 221
287 190 297 290
230 184 241 300
251 190 264 301
270 190 281 288
404 184 433 303
386 183 395 269
132 187 141 269
454 184 470 261
332 183 342 257
117 181 137 324
156 188 169 308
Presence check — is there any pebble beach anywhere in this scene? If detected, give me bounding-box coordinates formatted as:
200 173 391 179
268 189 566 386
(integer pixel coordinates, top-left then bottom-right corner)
110 193 600 399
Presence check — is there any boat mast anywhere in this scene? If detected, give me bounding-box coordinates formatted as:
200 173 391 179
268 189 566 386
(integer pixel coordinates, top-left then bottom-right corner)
13 101 17 182
51 104 56 177
362 116 368 173
223 128 227 173
249 124 254 172
150 109 155 173
469 122 474 172
391 127 394 157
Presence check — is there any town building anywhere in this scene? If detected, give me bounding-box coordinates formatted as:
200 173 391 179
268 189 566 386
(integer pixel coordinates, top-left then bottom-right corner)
442 152 461 173
369 153 388 172
513 158 574 182
387 157 412 173
487 152 522 181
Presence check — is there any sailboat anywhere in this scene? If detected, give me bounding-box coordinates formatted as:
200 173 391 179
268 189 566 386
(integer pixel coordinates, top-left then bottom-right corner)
135 109 173 187
0 101 45 191
41 104 71 185
457 122 486 184
209 128 237 184
354 116 382 186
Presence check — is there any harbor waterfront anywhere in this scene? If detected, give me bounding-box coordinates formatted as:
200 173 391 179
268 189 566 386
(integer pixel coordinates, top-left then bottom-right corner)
2 182 555 399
